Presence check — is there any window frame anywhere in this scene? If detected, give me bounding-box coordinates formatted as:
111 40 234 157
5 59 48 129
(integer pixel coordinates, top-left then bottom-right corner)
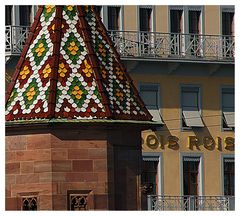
17 192 39 211
180 84 202 130
142 152 163 196
221 154 235 196
180 153 204 196
103 5 124 31
221 86 234 131
139 83 163 123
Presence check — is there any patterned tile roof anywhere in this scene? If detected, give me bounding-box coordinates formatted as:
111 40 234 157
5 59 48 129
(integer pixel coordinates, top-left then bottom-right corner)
5 5 152 122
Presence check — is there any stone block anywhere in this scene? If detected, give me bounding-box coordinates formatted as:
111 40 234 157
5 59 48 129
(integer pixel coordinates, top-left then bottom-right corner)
68 149 88 159
52 149 68 160
6 151 16 162
16 174 39 184
34 160 51 173
88 148 107 159
6 162 20 174
52 195 67 210
5 197 18 210
72 160 93 172
6 135 27 151
6 174 16 185
26 134 51 150
20 161 34 174
52 160 72 172
66 172 98 182
93 160 107 172
39 195 52 210
16 150 51 161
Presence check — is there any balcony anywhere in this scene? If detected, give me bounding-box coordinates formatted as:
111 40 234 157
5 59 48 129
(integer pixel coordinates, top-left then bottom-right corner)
147 195 235 211
5 25 234 64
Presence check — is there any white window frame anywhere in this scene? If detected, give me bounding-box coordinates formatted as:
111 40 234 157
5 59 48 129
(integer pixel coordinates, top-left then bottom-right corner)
142 152 163 195
180 153 204 196
221 154 234 196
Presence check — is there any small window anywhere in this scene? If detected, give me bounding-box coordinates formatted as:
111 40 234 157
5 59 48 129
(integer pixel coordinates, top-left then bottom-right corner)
107 6 120 30
68 190 94 210
22 196 37 211
140 84 163 123
222 88 234 130
181 86 204 129
223 157 234 196
139 7 152 32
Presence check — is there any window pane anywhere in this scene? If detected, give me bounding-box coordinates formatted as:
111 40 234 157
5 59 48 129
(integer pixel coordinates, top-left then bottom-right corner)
224 160 235 196
108 7 120 30
222 92 234 110
141 91 158 108
182 92 198 108
140 8 152 31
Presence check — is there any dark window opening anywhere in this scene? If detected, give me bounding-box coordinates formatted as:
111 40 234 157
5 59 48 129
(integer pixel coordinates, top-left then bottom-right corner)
183 159 199 196
222 88 234 130
107 6 120 30
141 160 158 210
20 5 32 26
222 12 234 58
224 159 234 196
170 10 183 55
189 10 201 56
22 197 37 211
5 5 12 25
139 8 152 54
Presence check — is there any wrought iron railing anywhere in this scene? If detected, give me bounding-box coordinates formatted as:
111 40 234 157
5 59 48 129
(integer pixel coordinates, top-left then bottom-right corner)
5 25 235 63
5 25 30 56
109 30 235 62
147 195 235 211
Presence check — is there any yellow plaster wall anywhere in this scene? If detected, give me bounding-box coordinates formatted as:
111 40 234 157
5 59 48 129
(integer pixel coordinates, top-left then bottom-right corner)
132 74 234 196
204 6 221 35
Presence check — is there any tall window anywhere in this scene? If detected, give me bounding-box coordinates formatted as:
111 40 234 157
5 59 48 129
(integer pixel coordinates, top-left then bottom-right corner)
140 84 163 123
170 9 183 55
223 158 234 196
139 7 152 32
183 157 200 196
222 11 234 58
107 6 120 30
22 196 37 210
188 10 201 56
141 153 161 210
181 86 204 129
5 5 12 25
139 7 152 54
222 88 234 130
19 6 32 26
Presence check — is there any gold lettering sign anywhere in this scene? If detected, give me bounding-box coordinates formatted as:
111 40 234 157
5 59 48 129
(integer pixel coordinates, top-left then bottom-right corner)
225 137 234 151
168 136 179 150
203 137 215 150
188 136 200 150
146 135 159 149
